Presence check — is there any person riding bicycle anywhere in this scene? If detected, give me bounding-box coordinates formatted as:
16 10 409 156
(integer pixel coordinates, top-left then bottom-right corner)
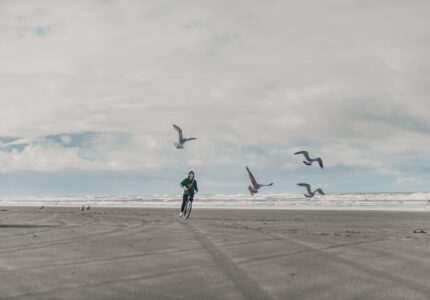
179 171 198 217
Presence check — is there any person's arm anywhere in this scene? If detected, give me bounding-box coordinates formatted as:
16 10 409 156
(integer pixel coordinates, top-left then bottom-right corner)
194 181 198 193
180 179 188 191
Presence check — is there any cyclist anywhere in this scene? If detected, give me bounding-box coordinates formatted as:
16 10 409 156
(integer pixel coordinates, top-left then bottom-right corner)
179 171 198 217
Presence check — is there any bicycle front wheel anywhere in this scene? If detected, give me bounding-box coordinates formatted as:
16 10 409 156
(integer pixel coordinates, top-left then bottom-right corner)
183 200 192 219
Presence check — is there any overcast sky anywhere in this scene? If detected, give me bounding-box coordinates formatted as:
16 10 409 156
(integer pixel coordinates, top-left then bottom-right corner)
0 0 429 195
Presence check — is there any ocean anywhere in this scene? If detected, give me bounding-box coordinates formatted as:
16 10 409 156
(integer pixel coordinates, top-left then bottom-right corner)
1 192 430 211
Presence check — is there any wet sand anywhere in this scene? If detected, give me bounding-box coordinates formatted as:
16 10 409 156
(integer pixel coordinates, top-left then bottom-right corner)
0 207 430 299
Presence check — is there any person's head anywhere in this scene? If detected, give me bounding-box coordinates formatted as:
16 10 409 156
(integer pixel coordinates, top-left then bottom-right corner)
188 171 195 180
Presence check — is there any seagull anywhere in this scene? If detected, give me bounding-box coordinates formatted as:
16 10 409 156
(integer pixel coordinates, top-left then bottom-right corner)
294 151 323 168
246 166 273 195
86 205 90 210
173 124 197 149
297 183 325 198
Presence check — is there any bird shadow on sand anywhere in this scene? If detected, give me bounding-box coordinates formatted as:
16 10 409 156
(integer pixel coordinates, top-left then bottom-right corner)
0 225 56 229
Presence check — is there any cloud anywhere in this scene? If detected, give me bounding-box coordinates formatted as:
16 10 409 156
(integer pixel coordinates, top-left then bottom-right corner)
0 131 176 172
0 1 429 192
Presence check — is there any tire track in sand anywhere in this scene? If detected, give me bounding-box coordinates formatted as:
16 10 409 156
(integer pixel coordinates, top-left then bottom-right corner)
222 222 430 299
0 214 172 255
182 221 274 300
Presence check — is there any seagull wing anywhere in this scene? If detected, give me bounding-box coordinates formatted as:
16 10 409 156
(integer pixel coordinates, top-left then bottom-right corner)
246 166 259 188
261 182 274 186
297 183 312 194
295 150 311 161
183 137 197 142
316 158 324 168
315 188 325 195
173 124 183 141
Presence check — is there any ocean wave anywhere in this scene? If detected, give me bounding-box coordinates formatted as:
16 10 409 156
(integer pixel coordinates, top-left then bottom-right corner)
1 193 430 210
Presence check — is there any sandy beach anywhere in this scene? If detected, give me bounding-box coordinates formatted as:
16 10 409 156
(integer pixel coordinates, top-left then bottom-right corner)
0 207 429 299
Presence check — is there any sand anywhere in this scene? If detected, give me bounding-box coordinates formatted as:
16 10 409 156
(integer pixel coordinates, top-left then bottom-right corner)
0 207 430 300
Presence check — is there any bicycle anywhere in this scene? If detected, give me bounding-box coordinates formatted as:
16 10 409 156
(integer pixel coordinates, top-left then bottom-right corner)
182 195 193 219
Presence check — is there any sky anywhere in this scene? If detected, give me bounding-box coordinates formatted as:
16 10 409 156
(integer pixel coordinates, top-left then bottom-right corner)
0 0 429 195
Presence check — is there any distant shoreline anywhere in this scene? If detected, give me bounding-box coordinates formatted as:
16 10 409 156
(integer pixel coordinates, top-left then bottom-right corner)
1 205 430 212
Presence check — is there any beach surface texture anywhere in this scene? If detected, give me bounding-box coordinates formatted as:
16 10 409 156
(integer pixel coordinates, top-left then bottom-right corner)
1 207 429 299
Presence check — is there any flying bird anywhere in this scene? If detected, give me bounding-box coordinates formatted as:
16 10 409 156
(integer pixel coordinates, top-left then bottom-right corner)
173 124 197 149
246 166 273 195
297 183 325 198
294 151 323 168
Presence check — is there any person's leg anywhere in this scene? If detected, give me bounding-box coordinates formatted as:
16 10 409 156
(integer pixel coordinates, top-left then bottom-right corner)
188 194 194 203
181 194 188 212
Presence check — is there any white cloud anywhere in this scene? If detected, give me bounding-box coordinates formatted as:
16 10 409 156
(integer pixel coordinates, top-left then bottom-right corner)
0 0 428 188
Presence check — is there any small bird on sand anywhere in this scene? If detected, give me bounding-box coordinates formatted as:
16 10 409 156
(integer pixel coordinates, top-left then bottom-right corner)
173 124 197 149
294 151 324 168
39 206 44 210
246 166 273 195
86 205 90 210
80 206 85 212
297 183 325 198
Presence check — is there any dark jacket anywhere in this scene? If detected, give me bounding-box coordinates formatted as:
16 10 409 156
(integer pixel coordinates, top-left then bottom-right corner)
180 178 198 196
